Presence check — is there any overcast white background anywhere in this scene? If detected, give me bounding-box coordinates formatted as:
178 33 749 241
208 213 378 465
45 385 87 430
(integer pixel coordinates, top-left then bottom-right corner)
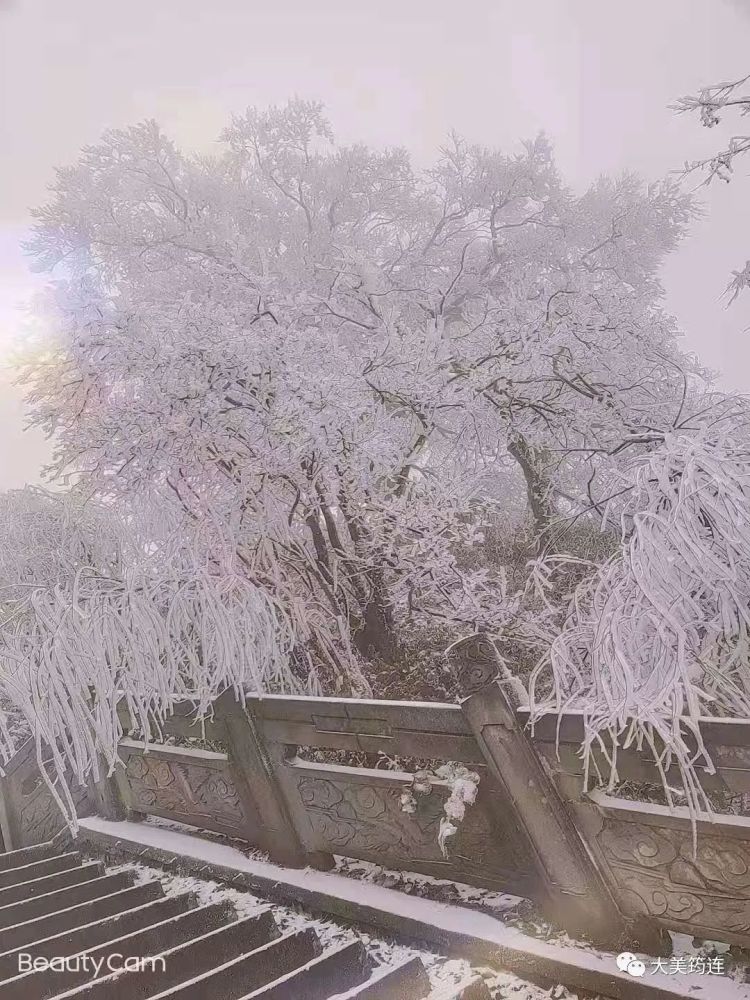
1 0 750 489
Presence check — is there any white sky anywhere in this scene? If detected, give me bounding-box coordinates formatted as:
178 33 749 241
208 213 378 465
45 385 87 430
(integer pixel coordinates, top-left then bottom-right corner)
1 0 750 488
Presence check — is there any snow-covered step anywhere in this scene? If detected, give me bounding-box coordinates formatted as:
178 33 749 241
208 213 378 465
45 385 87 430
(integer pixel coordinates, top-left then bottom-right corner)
147 927 323 999
0 870 137 930
60 924 318 999
328 963 488 1000
0 853 83 890
0 861 105 909
53 912 287 999
0 893 193 981
237 938 370 998
0 839 440 1000
0 901 239 999
428 975 492 999
0 880 164 953
327 955 432 998
0 844 57 873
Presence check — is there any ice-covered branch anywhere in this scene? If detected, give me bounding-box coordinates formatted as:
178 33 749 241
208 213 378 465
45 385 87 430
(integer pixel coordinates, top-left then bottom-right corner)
527 403 750 815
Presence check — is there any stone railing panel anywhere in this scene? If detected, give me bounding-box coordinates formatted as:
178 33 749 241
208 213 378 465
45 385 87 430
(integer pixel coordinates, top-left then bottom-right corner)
247 695 484 764
116 700 228 745
0 739 92 850
248 691 541 896
116 739 251 840
572 793 750 950
525 707 750 950
519 707 750 797
275 756 537 895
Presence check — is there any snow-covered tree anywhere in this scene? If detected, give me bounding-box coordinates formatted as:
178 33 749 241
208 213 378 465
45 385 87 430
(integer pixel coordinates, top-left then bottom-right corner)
524 393 750 814
21 101 699 688
673 72 750 301
0 487 292 829
421 135 699 550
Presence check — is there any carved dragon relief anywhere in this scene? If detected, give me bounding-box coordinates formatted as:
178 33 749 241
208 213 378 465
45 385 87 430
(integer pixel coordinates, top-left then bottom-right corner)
124 753 245 833
597 817 750 941
296 773 534 884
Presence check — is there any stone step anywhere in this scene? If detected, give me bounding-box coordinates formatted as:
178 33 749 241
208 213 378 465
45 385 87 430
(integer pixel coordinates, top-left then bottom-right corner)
0 893 195 982
143 927 322 1000
0 845 56 873
0 871 136 931
0 882 164 953
326 956 432 999
0 854 82 890
238 939 370 999
0 841 486 1000
0 901 239 1000
428 976 492 999
53 911 285 1000
0 862 104 909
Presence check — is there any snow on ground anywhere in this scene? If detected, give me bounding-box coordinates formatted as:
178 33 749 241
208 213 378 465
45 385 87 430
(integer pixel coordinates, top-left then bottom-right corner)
332 856 750 985
334 856 526 917
109 859 552 997
143 816 525 919
91 816 749 997
104 856 574 998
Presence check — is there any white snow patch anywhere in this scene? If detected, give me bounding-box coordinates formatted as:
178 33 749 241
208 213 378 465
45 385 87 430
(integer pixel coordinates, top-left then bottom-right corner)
79 817 750 999
334 857 523 914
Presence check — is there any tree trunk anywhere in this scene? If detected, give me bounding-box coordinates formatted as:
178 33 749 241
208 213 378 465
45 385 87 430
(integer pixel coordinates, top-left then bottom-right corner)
353 569 399 663
508 434 556 552
336 485 401 664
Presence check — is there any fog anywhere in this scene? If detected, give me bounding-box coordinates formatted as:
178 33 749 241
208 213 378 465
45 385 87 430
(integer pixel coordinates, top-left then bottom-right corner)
1 0 749 487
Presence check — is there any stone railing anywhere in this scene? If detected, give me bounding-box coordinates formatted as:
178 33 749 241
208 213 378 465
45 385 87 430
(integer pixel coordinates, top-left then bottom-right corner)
2 633 750 954
0 738 93 850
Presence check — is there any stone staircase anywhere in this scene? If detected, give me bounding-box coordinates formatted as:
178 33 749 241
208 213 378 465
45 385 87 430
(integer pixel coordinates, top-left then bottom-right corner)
0 840 490 999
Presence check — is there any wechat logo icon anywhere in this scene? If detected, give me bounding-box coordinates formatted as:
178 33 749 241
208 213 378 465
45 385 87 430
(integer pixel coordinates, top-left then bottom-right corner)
617 953 646 977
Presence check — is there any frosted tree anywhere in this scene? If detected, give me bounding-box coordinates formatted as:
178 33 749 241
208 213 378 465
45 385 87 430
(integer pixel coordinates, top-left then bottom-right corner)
22 101 699 691
419 134 700 552
0 487 293 830
525 393 750 816
673 72 750 301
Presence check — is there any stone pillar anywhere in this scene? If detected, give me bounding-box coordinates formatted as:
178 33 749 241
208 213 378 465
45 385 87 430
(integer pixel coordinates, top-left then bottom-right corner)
217 691 309 868
86 689 128 822
448 633 628 949
89 757 128 822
